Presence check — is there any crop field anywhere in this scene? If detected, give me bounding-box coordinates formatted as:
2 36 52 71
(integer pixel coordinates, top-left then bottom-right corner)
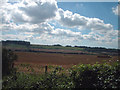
14 51 119 73
3 42 119 73
2 44 120 89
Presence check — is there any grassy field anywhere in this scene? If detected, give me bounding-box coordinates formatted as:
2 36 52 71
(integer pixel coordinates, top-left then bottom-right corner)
3 43 119 55
3 44 84 51
30 44 84 51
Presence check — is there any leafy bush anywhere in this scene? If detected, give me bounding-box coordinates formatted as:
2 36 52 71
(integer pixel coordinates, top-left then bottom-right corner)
2 48 17 76
2 71 72 89
70 65 99 88
2 61 120 89
70 62 120 89
2 72 42 89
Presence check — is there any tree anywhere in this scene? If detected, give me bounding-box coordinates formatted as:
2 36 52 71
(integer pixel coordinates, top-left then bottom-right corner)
2 48 17 76
53 44 62 46
66 45 71 47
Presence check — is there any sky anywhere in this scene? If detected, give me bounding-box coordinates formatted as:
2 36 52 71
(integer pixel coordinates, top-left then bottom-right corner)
1 0 119 49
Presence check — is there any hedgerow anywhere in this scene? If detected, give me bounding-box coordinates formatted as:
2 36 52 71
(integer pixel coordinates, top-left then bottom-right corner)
2 61 120 89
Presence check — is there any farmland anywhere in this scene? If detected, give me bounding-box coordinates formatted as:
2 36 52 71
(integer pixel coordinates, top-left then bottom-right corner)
15 51 118 66
13 51 118 74
2 40 119 69
2 40 119 73
2 41 120 89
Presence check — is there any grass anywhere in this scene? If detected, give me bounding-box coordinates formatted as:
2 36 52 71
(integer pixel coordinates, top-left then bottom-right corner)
3 44 29 49
30 45 84 51
3 44 84 51
15 63 69 75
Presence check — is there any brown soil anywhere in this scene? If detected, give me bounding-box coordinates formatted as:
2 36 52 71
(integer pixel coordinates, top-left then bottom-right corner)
14 51 119 73
15 52 118 66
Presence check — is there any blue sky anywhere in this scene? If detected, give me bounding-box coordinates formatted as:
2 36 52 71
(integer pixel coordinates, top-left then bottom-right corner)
1 0 119 49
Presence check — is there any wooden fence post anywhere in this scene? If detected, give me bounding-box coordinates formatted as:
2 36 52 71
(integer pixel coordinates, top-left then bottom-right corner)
45 65 48 74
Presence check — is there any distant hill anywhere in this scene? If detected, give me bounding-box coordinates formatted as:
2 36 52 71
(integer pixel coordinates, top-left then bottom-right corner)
1 40 119 56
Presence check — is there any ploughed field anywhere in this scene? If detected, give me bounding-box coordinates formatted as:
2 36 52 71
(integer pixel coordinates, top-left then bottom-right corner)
2 41 119 73
14 51 119 73
14 51 118 65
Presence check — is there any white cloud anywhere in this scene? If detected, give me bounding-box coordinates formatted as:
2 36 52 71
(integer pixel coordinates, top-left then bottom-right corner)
112 5 120 15
82 32 101 41
1 0 114 32
1 22 39 32
87 18 113 31
51 28 82 38
1 0 118 48
57 8 113 32
58 8 88 28
1 0 58 24
18 0 58 23
2 34 33 41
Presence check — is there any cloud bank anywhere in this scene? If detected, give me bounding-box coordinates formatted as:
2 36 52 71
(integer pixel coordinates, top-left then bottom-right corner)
1 0 118 48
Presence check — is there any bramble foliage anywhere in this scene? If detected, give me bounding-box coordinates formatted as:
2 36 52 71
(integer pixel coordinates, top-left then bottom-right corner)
2 70 73 89
2 61 120 89
2 48 17 76
70 62 120 89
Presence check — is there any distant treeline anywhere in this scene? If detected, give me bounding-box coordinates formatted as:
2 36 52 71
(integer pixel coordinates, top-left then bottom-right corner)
1 40 120 55
74 46 119 53
53 44 119 53
2 40 30 46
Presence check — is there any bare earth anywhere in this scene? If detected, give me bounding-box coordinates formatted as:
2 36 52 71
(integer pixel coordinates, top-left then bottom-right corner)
15 52 118 66
14 51 119 73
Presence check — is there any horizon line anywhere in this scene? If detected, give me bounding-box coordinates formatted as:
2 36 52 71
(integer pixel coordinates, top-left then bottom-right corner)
1 40 119 49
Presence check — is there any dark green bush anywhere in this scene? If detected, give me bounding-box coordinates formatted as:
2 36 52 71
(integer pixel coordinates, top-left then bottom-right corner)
2 61 120 89
30 69 73 88
70 63 120 89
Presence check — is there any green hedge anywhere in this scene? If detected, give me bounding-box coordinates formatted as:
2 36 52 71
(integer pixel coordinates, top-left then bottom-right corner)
2 61 120 89
70 62 120 88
